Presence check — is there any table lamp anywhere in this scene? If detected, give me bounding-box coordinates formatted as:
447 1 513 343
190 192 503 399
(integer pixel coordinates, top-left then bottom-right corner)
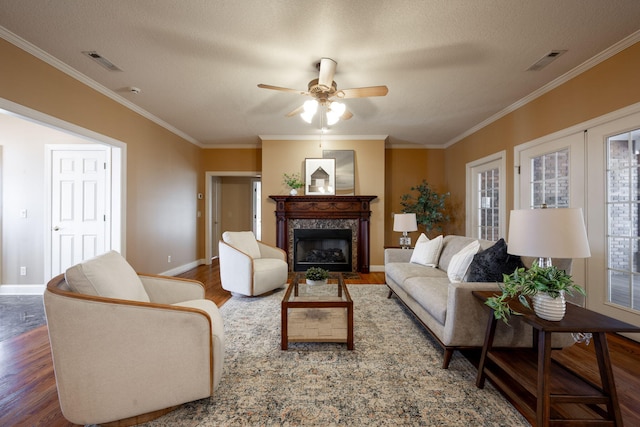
507 207 591 267
393 213 418 249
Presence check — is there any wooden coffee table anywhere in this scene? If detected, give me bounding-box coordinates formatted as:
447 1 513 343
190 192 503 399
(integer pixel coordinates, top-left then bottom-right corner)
281 272 354 350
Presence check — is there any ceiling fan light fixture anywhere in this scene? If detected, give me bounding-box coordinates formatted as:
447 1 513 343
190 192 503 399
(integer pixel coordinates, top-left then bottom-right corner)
326 101 346 125
301 111 315 123
301 100 318 123
303 99 318 113
326 111 340 125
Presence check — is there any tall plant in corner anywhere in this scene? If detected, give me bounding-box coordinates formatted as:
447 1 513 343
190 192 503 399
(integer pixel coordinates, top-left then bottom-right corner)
400 180 450 235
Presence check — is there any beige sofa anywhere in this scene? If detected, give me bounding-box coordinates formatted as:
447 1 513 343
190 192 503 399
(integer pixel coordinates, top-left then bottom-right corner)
44 251 224 425
385 235 572 368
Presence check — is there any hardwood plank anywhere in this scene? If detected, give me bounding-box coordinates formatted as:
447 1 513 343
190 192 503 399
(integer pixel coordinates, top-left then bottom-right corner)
1 261 638 426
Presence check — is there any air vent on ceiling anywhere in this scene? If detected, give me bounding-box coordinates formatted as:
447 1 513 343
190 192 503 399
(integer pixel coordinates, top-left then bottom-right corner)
526 50 567 71
82 51 122 72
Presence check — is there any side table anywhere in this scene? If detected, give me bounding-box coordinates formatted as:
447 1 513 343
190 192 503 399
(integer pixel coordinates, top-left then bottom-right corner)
473 290 640 427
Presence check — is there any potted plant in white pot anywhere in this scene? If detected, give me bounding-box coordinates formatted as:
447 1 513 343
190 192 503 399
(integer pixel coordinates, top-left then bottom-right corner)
305 267 330 286
283 172 304 196
485 261 586 323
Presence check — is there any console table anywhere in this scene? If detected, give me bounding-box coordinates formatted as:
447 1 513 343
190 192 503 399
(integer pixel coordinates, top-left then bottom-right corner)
473 290 640 427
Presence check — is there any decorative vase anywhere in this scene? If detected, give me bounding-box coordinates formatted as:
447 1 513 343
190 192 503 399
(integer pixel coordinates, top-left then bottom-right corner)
289 188 298 196
532 291 566 321
306 279 327 286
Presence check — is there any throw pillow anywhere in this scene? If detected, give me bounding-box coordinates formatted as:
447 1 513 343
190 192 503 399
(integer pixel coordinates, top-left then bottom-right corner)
467 238 525 282
447 240 481 283
222 231 262 259
65 250 150 302
410 234 443 267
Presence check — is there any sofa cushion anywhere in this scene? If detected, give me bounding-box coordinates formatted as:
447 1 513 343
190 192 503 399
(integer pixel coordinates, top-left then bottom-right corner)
447 240 481 283
401 276 451 325
65 250 150 302
386 261 448 288
467 238 525 282
410 234 443 267
222 231 261 259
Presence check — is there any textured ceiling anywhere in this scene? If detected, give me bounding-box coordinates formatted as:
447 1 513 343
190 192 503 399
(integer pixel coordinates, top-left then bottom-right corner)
1 0 640 147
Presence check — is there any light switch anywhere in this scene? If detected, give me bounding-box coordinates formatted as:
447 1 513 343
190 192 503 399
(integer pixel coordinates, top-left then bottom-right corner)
20 209 27 218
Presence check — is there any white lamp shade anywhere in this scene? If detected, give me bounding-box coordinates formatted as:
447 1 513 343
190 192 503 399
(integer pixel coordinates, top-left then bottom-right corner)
507 208 591 259
393 213 418 232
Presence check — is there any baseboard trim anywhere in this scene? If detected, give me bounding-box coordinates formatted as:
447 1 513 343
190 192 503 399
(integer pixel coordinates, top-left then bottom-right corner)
160 259 206 277
0 284 46 295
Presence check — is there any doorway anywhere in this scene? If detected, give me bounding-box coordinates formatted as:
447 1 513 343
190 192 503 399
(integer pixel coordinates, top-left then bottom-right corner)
204 171 261 263
0 99 125 290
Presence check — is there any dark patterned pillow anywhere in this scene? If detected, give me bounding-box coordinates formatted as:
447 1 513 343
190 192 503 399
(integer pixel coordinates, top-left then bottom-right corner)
466 238 524 282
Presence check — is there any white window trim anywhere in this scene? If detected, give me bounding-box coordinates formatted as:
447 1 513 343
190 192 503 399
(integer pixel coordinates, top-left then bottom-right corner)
466 151 506 239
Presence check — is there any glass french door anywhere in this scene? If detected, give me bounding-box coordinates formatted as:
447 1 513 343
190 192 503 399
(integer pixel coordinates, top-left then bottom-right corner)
516 131 586 295
587 111 640 331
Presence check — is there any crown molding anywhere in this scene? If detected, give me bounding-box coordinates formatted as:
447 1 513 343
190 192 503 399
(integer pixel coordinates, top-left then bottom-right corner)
259 134 388 141
444 29 640 148
0 26 203 148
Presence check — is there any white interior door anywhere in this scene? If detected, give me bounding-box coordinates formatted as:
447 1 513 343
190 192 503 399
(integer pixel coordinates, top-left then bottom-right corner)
49 145 110 277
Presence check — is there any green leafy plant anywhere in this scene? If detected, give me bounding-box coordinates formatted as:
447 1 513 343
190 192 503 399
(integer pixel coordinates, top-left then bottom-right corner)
283 172 304 189
400 180 450 234
485 261 586 324
305 266 330 281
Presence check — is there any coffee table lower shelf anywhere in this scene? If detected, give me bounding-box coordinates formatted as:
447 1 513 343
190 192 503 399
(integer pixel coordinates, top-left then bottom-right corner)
281 272 354 350
286 306 349 344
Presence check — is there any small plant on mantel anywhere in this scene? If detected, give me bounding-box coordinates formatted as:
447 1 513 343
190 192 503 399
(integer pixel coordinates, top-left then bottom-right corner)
283 172 304 190
305 266 330 281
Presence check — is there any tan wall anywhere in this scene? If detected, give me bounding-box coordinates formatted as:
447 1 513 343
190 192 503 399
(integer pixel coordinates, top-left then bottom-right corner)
1 38 201 275
201 148 261 172
219 177 254 233
261 138 386 267
444 41 640 235
384 148 446 246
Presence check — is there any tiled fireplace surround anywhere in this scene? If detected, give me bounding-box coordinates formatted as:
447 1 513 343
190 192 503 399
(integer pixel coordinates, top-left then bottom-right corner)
269 195 377 273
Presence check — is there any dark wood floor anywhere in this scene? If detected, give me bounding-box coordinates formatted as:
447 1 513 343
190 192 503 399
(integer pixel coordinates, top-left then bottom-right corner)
1 262 638 426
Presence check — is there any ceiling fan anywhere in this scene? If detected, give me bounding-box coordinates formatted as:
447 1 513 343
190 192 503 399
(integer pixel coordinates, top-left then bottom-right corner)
257 58 388 125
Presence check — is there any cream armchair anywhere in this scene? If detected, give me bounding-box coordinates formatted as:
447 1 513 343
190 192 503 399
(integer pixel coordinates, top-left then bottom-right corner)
43 250 224 426
219 231 288 296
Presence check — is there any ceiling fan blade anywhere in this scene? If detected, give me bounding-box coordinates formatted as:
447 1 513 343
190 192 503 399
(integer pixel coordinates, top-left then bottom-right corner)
257 83 308 96
317 58 337 91
334 85 389 99
285 105 305 117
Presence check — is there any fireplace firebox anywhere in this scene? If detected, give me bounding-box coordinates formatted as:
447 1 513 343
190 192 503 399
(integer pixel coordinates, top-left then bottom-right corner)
269 195 377 273
293 228 352 272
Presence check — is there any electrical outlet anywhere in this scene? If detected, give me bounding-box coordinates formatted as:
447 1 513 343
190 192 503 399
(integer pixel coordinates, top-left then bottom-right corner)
167 255 171 263
20 266 27 276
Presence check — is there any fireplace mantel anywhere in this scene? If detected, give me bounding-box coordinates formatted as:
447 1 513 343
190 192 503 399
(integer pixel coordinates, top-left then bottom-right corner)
269 195 377 273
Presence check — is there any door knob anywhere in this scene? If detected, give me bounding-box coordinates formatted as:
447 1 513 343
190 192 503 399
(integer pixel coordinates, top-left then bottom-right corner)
53 226 60 231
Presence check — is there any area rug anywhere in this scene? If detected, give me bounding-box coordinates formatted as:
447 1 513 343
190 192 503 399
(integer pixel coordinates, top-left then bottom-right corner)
141 285 529 426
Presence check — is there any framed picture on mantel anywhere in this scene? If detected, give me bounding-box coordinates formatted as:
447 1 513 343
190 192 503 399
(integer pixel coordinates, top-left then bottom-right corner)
323 150 355 195
305 158 335 195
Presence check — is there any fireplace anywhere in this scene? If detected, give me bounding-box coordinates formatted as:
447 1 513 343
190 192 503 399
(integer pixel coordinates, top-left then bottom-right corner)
269 195 377 273
293 228 352 272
